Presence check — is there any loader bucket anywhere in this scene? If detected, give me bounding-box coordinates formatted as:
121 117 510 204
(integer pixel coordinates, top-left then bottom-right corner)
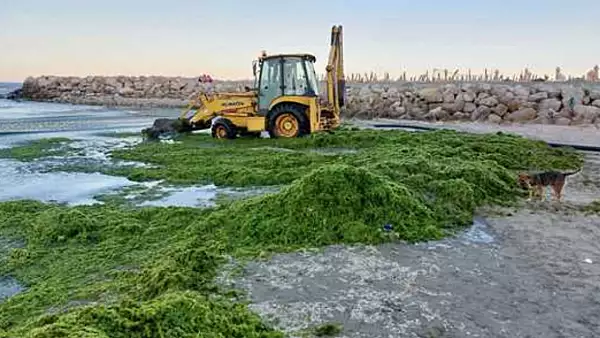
142 118 193 140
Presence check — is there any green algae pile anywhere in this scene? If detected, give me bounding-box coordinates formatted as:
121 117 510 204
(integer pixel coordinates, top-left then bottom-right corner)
0 128 583 337
104 129 581 187
0 138 71 162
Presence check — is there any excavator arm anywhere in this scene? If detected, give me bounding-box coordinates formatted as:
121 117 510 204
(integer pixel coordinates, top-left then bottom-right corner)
325 25 345 122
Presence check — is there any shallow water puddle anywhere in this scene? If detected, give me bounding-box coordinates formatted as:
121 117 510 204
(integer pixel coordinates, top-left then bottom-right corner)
461 217 495 244
1 131 278 207
0 131 154 206
310 147 358 155
250 146 298 153
121 183 281 208
0 237 26 302
415 216 496 251
138 185 220 207
0 277 24 302
0 159 136 205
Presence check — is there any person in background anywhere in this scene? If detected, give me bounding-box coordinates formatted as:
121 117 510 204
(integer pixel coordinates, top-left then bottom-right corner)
198 74 214 93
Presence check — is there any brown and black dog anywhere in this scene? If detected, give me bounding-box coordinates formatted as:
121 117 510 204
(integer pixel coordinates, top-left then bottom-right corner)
517 168 582 202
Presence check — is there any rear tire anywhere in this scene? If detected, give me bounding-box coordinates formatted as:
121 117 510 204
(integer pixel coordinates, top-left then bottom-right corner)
267 103 310 138
211 119 237 139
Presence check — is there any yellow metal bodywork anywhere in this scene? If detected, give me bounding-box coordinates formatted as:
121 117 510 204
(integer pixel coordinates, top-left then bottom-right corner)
180 91 261 130
179 24 345 138
182 94 321 134
325 25 344 128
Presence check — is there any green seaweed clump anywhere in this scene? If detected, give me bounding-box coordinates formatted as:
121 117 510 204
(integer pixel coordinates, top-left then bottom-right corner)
201 164 442 253
0 138 71 161
582 200 600 215
313 323 343 336
102 129 583 187
24 291 283 338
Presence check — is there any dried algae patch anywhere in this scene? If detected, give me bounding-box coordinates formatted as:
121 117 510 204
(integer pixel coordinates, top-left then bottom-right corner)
0 128 584 337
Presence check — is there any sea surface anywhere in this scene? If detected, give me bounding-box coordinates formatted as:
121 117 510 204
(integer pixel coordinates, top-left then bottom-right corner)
0 82 20 95
0 82 181 204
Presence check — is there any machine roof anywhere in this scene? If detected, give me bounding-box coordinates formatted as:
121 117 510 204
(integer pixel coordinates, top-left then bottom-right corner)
261 53 316 62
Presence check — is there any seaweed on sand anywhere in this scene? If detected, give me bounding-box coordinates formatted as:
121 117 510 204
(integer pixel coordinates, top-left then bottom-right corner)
103 129 582 187
0 128 584 337
198 164 441 252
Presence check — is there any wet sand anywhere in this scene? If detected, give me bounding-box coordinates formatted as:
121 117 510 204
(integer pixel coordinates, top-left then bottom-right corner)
220 134 600 337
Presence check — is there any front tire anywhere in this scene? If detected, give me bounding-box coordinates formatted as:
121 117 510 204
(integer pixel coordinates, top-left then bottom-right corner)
211 119 237 139
267 104 309 138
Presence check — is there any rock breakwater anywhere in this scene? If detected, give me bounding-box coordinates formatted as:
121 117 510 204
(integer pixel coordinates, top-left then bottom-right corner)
347 82 600 127
10 76 600 126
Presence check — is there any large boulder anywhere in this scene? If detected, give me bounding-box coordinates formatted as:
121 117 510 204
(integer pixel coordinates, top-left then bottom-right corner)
6 88 23 100
528 91 548 102
573 105 600 124
491 103 508 117
538 98 562 111
506 107 537 122
416 87 443 103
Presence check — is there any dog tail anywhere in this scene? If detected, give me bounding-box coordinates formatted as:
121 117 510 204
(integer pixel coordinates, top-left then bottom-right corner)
563 168 582 176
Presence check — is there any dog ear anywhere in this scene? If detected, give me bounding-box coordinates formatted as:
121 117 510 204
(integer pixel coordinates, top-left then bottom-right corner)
516 173 531 189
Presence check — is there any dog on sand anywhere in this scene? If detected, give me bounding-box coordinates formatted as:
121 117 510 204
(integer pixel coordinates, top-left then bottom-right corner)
517 168 582 202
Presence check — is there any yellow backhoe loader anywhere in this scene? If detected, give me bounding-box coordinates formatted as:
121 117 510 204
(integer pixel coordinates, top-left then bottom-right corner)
144 25 345 139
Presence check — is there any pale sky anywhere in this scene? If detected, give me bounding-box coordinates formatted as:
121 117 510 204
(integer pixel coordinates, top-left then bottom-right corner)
1 0 599 82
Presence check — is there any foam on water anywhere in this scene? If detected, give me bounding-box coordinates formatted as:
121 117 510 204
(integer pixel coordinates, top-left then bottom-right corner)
0 158 136 205
139 185 221 208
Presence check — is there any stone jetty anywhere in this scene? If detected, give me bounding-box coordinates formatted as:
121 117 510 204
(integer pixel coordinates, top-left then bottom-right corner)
8 76 600 126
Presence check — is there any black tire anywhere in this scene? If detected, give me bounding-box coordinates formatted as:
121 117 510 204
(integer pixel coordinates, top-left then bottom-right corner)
211 118 237 139
267 103 310 138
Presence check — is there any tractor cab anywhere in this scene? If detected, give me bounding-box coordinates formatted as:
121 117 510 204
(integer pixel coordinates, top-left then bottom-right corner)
252 52 320 114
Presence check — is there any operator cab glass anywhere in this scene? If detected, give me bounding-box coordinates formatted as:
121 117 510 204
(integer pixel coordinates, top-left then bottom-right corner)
252 60 259 89
257 58 283 112
304 59 320 96
257 55 319 113
281 57 318 96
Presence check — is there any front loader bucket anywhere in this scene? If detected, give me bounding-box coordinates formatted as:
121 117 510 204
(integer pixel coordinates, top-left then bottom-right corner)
142 118 194 140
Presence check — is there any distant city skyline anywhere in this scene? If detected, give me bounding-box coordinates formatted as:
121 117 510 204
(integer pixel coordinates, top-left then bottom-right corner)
2 0 599 82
